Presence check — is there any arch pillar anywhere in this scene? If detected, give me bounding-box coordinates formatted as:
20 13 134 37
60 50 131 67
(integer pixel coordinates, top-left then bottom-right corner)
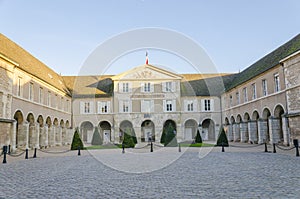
24 122 29 149
258 119 268 144
240 122 249 143
227 124 233 142
49 126 55 146
56 126 62 146
35 123 40 148
233 123 240 142
248 120 258 143
282 116 290 146
133 127 141 144
11 120 17 151
176 123 183 142
269 116 281 144
44 125 49 147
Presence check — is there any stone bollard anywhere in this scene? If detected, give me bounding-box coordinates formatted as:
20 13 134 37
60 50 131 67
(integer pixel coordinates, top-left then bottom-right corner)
122 143 125 154
178 143 181 152
222 142 225 152
293 139 299 157
2 146 7 164
150 142 153 152
77 146 81 156
264 142 268 153
33 148 37 158
273 143 276 153
25 149 28 159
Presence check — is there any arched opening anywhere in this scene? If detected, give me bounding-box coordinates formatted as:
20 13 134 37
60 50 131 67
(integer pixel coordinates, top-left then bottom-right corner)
236 114 242 123
184 119 198 141
60 119 65 145
46 117 52 146
119 120 137 144
262 108 271 142
26 113 35 148
66 120 70 128
37 115 44 147
141 120 155 142
13 110 24 148
274 105 285 142
80 121 94 143
230 116 236 142
202 119 215 140
244 113 250 122
251 111 259 143
99 121 112 144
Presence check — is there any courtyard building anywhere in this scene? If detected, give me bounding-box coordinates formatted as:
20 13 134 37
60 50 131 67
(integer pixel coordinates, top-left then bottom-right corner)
1 33 300 150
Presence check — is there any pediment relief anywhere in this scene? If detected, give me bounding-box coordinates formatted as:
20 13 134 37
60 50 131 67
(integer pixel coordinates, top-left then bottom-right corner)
119 67 181 80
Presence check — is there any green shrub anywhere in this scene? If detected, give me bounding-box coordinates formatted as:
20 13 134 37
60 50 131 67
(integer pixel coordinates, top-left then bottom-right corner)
216 126 229 146
164 123 178 147
122 128 135 148
91 127 103 145
160 130 166 144
195 129 203 143
71 127 84 150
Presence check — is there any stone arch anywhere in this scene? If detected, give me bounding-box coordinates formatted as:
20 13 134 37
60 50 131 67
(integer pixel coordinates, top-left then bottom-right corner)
37 115 44 147
236 114 242 123
46 117 52 127
244 113 250 122
99 121 112 144
184 119 198 141
13 110 24 148
37 115 44 127
66 120 70 128
201 119 215 140
225 117 230 125
26 113 35 148
119 120 136 144
60 119 65 127
274 104 285 142
80 121 94 143
53 118 59 126
230 116 235 124
252 110 259 121
141 120 155 142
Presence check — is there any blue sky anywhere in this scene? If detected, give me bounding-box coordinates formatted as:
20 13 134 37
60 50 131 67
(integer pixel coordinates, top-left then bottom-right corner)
0 0 299 75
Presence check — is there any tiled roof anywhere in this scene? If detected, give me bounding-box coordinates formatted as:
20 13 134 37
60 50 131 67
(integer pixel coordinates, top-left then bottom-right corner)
226 33 300 91
0 33 70 95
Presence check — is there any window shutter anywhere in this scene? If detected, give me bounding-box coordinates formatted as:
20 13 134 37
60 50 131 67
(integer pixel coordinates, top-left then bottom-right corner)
118 83 122 92
172 99 176 112
80 101 84 114
128 82 132 93
201 99 205 111
210 99 214 111
90 101 94 114
162 82 166 92
141 83 144 92
150 83 154 92
171 82 176 92
107 101 111 113
163 100 166 112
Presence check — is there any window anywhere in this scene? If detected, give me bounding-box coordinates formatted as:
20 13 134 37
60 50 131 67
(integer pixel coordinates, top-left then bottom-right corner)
204 99 211 111
39 87 43 104
236 92 240 105
47 91 51 106
243 87 248 103
141 100 154 112
122 83 129 92
17 77 22 97
229 95 233 107
29 82 34 101
144 82 151 92
185 100 196 112
55 94 58 108
202 99 214 111
163 82 175 92
274 73 280 92
252 83 256 100
80 102 93 114
121 101 130 113
98 101 110 113
163 100 176 112
262 79 268 96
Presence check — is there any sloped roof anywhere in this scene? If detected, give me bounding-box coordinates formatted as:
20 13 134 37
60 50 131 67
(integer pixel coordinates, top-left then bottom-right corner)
226 33 300 91
62 75 113 98
0 33 70 95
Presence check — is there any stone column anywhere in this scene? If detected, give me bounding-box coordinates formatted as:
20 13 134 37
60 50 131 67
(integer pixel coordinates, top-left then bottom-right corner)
176 123 183 143
248 120 258 143
133 127 141 144
114 126 120 144
49 126 54 146
227 124 233 142
44 125 49 147
282 116 290 146
268 116 281 144
233 123 240 142
155 126 161 143
24 122 29 149
35 123 40 148
57 126 62 146
240 122 249 143
257 119 268 144
110 127 115 142
11 120 17 151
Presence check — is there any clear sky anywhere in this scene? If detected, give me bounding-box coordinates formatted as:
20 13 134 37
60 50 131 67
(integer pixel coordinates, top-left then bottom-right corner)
0 0 299 75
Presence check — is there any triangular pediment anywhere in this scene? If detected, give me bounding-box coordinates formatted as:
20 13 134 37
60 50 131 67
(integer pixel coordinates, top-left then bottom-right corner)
112 64 182 81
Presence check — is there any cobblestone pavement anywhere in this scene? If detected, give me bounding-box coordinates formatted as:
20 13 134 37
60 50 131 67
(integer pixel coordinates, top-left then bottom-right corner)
0 145 300 198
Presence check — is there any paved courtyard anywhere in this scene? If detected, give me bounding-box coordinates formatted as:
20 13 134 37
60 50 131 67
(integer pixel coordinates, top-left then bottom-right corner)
0 145 300 198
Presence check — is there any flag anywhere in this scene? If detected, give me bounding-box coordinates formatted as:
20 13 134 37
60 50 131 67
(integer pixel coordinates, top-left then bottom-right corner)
146 51 149 65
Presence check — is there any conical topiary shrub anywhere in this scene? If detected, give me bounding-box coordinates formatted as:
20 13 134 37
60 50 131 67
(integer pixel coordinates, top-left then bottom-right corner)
216 126 229 146
195 129 203 143
71 127 84 150
91 127 103 145
164 124 178 147
122 128 135 148
160 130 166 144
